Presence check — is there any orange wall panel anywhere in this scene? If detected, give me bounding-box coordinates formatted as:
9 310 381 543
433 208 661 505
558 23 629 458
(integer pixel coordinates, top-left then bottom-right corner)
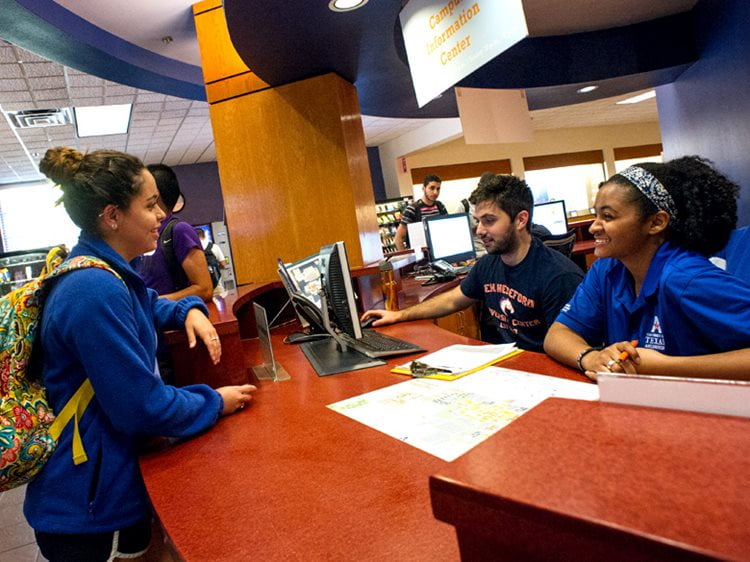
210 74 380 283
193 1 252 85
194 4 380 284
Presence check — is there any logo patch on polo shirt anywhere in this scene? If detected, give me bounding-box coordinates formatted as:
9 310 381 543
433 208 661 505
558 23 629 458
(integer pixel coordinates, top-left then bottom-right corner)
644 315 665 350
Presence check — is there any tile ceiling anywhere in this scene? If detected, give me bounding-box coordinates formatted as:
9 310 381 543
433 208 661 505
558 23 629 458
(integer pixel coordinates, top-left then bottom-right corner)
0 41 214 185
0 40 658 186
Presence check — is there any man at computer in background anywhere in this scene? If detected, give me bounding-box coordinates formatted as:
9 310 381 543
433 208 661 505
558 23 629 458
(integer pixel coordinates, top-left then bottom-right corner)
394 174 448 250
362 173 584 351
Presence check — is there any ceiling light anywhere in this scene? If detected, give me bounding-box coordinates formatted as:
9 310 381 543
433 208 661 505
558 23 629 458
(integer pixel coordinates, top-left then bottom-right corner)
328 0 368 12
616 90 656 104
73 104 132 137
576 85 598 94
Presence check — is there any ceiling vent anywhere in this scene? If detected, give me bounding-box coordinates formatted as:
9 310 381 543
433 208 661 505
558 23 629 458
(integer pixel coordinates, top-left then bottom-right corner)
6 108 73 129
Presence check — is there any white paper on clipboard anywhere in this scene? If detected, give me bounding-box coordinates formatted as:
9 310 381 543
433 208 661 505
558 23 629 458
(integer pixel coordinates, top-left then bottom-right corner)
597 373 750 418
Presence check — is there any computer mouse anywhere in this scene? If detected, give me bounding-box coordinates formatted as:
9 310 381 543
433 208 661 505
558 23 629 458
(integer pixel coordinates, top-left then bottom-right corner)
360 316 376 329
285 332 330 344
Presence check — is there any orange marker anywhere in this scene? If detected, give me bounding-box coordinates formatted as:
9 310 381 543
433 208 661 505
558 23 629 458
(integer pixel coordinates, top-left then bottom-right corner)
618 340 639 362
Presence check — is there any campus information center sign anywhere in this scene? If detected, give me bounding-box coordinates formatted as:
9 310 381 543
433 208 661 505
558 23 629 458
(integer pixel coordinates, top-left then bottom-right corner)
400 0 528 108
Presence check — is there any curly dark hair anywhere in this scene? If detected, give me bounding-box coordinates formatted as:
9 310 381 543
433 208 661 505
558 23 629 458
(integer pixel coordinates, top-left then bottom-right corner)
609 156 739 255
468 172 534 231
39 147 145 235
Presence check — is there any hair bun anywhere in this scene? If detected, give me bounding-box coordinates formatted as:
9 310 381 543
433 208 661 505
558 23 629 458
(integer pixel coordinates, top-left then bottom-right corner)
39 147 84 185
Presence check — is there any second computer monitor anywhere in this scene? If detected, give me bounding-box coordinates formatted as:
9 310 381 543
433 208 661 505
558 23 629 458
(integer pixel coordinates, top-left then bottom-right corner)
318 241 362 340
424 213 476 264
283 254 323 310
533 200 568 236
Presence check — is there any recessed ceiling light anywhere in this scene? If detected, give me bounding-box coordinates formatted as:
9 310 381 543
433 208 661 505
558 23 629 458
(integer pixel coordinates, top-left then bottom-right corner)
576 85 598 94
616 90 656 104
328 0 368 12
73 104 132 137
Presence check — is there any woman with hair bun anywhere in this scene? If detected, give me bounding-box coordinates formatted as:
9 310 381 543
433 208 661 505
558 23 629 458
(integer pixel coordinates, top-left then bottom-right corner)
544 155 750 380
25 147 256 561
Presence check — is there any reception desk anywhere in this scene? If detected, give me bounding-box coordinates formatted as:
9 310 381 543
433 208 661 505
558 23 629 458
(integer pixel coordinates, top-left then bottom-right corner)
141 321 584 561
150 287 750 560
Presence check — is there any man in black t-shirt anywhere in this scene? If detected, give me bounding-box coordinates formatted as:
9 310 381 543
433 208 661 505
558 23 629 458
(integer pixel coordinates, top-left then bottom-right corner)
362 173 583 351
394 174 447 250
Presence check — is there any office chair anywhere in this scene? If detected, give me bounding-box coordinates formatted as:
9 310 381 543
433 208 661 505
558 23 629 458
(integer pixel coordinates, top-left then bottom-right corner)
541 230 577 259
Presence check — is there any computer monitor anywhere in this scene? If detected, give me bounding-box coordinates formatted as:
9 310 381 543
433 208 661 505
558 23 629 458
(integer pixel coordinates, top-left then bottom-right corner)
194 224 213 244
533 200 568 236
424 213 476 264
318 241 363 340
276 243 362 339
277 258 325 333
277 244 385 376
283 254 323 310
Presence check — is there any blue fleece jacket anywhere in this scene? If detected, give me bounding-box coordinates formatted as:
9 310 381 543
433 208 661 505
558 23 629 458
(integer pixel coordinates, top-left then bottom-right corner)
24 233 223 534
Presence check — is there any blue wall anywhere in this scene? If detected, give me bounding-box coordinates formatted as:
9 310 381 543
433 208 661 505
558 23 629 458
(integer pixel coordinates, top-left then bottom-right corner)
657 0 750 226
367 147 387 202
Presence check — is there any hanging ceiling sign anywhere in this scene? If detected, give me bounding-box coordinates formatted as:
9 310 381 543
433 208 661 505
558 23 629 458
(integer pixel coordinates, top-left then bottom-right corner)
400 0 528 108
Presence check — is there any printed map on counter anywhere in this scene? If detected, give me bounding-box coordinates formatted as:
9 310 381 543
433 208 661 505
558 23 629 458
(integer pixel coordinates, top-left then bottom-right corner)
328 367 598 462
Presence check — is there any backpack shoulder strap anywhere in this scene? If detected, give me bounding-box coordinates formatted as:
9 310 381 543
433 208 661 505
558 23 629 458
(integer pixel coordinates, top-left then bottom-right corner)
49 256 122 281
48 379 94 465
160 218 189 291
160 217 179 276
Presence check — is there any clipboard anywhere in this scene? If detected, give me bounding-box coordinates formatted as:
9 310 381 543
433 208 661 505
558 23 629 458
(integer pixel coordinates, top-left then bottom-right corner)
391 343 524 381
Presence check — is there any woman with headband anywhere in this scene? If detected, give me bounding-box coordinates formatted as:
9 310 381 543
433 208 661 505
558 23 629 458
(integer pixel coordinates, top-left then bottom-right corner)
543 155 750 380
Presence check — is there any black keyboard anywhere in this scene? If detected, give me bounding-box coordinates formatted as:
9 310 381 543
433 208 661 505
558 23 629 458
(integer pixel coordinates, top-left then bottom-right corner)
340 330 425 358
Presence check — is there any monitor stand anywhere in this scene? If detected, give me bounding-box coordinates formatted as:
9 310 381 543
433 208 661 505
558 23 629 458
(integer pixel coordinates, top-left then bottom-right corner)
299 291 385 376
300 338 384 376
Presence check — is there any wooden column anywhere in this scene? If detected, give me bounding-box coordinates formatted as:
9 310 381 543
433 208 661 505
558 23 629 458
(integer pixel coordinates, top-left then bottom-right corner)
193 1 381 283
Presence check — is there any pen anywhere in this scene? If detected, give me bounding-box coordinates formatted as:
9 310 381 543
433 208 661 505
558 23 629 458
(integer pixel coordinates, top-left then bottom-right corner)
618 340 639 362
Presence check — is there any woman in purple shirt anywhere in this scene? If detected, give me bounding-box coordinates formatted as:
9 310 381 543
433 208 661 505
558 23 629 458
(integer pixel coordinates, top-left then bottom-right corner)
133 164 214 302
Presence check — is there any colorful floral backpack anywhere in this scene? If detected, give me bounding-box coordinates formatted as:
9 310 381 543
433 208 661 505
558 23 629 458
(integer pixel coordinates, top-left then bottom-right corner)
0 247 121 492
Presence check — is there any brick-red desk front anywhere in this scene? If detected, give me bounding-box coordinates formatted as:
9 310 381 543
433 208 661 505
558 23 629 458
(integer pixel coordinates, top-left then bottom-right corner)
141 321 584 561
431 397 750 560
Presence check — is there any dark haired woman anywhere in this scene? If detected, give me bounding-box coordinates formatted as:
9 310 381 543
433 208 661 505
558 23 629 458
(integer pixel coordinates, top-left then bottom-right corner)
25 147 256 561
544 156 750 380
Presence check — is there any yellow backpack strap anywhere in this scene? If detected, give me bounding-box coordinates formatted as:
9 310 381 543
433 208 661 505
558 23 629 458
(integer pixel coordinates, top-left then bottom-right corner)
41 245 70 276
48 379 95 465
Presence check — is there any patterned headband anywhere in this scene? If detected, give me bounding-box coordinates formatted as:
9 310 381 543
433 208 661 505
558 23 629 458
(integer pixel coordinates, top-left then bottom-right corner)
617 165 677 219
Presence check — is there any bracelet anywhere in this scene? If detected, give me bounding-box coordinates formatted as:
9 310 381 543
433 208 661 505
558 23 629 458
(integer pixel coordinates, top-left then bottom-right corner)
576 346 603 372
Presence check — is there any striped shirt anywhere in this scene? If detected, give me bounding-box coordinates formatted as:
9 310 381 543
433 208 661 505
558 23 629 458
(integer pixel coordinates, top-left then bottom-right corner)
400 199 447 224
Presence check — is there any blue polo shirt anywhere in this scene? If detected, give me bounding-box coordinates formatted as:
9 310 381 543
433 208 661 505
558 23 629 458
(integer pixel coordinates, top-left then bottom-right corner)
718 225 750 283
556 241 750 354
